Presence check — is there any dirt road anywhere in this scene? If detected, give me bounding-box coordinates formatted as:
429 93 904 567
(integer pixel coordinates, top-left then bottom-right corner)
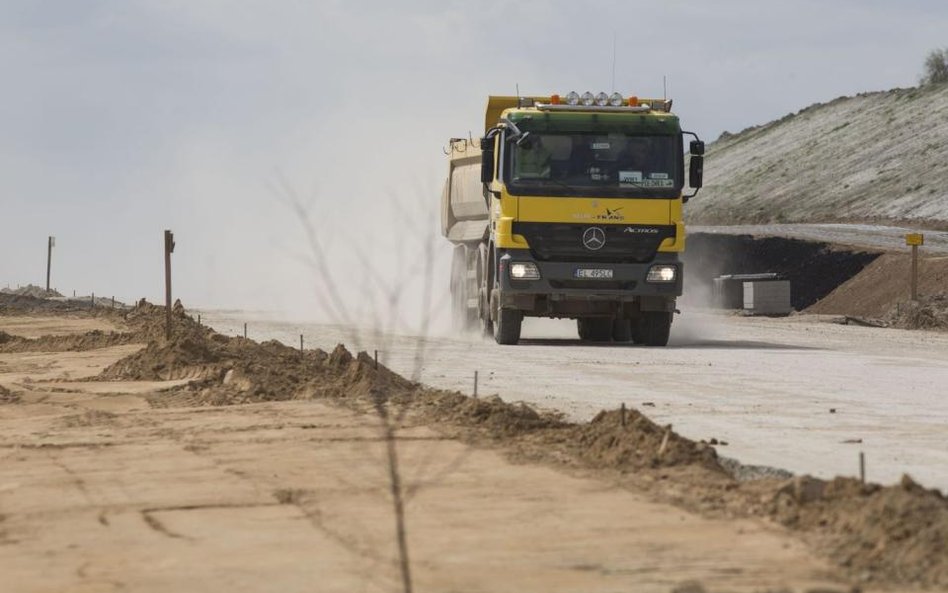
0 315 867 592
201 310 948 492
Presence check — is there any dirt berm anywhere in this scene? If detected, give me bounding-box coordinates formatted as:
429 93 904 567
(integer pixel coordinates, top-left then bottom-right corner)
808 253 948 330
73 301 948 589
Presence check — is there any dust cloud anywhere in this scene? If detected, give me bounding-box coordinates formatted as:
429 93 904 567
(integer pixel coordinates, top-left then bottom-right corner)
669 270 727 346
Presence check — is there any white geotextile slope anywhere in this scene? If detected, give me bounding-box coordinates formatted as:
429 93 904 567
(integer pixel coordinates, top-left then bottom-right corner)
688 84 948 225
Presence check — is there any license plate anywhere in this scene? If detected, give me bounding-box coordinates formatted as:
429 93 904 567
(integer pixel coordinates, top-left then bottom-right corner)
574 268 614 279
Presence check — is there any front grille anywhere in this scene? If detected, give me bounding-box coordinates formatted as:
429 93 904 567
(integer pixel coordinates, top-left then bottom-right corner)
549 280 637 290
513 222 675 263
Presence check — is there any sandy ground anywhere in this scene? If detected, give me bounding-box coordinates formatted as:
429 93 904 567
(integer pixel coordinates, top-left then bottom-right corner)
199 310 948 493
0 315 886 592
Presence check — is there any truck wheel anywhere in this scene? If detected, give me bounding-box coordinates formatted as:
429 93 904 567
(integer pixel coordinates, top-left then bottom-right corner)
577 318 611 342
612 318 632 342
493 308 522 345
637 312 672 347
479 286 492 337
450 246 468 331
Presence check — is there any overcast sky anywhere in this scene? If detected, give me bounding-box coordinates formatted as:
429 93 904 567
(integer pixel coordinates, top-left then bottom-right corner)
2 0 946 326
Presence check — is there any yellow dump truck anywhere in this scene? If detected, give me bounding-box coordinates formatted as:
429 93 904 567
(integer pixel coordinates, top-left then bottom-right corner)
441 91 704 345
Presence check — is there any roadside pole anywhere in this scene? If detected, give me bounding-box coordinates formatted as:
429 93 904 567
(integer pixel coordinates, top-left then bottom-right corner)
46 236 55 293
906 233 924 302
164 230 175 340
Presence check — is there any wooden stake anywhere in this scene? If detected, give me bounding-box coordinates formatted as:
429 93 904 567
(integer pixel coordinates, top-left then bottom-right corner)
658 426 671 458
46 236 54 293
164 230 175 340
859 451 866 484
911 244 919 302
473 371 478 398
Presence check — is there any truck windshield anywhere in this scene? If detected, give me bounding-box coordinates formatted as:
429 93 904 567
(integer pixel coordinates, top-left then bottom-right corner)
505 132 682 198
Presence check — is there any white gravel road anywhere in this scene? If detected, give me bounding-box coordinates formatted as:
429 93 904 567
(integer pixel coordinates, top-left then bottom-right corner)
201 309 948 492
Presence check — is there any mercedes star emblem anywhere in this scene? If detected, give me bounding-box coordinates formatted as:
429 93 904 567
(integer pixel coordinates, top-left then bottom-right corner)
582 227 606 251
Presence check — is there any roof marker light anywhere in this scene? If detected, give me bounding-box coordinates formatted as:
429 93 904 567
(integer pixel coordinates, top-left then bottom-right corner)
550 94 561 105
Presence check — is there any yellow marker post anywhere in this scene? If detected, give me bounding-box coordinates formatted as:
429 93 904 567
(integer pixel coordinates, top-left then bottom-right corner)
906 233 924 301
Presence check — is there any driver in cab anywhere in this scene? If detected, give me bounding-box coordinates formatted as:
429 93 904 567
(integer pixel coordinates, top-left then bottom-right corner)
512 135 552 180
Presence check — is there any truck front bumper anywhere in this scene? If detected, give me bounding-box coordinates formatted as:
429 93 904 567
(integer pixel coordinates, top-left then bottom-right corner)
496 249 682 314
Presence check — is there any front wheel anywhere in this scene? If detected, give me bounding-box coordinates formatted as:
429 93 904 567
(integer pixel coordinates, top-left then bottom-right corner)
493 308 523 345
635 312 672 347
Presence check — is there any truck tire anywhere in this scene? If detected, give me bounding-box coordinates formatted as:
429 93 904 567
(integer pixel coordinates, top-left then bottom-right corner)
577 318 612 342
450 246 468 331
479 244 493 337
493 308 522 345
479 286 493 337
636 312 672 347
612 318 632 342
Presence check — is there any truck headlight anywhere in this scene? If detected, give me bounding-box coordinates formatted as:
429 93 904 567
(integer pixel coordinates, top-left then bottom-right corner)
510 262 540 280
646 265 677 283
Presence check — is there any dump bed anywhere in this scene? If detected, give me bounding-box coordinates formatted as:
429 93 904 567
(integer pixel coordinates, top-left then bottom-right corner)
441 140 489 245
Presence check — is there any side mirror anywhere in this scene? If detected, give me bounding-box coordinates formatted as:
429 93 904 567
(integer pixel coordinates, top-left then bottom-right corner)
480 137 494 184
682 132 704 202
689 155 704 190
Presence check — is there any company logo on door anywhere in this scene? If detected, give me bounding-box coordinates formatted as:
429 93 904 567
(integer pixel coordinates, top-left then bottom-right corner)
572 207 625 221
596 207 624 221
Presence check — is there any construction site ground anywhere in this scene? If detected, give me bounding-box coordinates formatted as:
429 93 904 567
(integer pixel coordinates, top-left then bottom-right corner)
0 314 851 593
1 304 945 592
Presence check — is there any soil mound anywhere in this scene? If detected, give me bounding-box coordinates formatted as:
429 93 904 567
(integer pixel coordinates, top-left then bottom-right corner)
408 391 563 436
769 474 948 585
0 293 77 313
102 307 419 406
809 253 948 320
569 409 719 471
884 294 948 330
1 285 61 298
0 329 137 353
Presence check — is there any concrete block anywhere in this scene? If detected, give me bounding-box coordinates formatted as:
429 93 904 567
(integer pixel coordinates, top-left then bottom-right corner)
743 280 792 315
